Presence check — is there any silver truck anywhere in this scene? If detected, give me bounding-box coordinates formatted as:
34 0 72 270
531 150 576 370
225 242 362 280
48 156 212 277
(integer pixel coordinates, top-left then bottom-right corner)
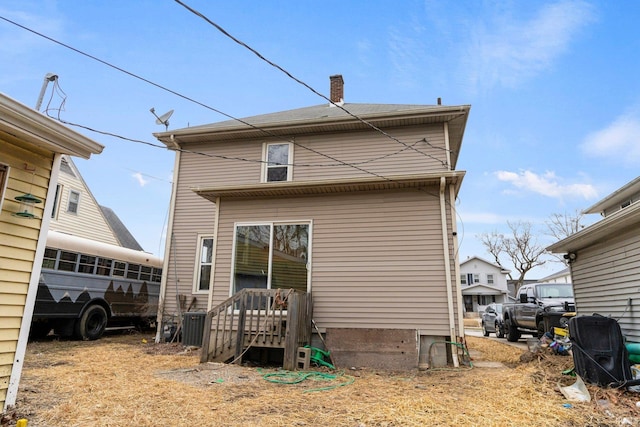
502 283 575 342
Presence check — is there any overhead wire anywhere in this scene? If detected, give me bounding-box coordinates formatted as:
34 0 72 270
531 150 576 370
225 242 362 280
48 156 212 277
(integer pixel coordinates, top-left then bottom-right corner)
2 12 466 252
173 0 454 167
0 15 450 175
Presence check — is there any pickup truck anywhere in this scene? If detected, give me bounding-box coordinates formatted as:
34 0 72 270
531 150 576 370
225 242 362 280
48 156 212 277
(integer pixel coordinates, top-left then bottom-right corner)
502 283 575 342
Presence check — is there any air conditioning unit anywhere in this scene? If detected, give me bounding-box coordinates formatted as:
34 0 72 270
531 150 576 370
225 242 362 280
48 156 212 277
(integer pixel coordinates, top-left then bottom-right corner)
182 312 206 347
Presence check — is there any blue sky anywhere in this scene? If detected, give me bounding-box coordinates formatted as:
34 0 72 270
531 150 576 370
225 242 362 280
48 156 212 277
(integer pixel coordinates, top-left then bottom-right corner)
1 1 638 279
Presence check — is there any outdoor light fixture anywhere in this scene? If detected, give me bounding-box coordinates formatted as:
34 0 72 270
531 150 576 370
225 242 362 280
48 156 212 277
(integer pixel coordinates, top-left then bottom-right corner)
13 192 42 219
564 252 577 264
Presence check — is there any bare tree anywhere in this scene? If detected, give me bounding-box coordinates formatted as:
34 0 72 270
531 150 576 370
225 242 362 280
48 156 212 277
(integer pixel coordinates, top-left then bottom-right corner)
479 220 547 290
545 210 585 265
546 210 584 241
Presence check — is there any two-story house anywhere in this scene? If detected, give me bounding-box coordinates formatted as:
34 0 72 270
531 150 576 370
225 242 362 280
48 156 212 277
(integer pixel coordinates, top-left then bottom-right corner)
459 256 510 314
153 75 471 369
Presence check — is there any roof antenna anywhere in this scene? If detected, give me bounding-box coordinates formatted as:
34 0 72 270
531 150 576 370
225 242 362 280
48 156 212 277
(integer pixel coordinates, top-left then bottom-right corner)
35 72 58 111
150 108 174 131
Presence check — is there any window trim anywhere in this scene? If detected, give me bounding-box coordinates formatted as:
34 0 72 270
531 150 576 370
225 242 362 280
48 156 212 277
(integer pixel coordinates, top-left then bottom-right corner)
0 163 9 213
67 189 80 214
261 142 293 183
51 184 63 219
193 234 215 294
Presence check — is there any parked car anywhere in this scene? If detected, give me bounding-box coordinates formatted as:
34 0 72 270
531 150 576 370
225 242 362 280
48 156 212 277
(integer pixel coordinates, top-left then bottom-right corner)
481 303 505 338
502 283 574 342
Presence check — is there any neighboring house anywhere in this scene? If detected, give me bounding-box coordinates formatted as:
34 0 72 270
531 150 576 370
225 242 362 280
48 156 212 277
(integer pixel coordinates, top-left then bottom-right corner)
0 92 102 411
153 75 471 369
538 267 572 284
49 155 143 250
459 256 510 314
547 176 640 342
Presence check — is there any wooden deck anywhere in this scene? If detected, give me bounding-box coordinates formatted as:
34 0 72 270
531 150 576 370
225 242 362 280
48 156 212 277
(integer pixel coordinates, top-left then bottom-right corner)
200 289 312 370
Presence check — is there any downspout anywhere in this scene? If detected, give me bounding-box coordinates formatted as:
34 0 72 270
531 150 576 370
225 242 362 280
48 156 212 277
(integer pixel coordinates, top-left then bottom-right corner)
155 147 181 343
206 196 221 311
439 176 459 367
449 184 465 340
6 153 61 409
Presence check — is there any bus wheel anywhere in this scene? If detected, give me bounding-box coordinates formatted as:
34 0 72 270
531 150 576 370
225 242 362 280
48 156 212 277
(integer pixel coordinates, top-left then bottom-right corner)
76 305 108 340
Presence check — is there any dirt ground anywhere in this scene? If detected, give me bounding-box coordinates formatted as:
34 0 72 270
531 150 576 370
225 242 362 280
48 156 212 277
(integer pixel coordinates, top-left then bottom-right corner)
3 328 640 427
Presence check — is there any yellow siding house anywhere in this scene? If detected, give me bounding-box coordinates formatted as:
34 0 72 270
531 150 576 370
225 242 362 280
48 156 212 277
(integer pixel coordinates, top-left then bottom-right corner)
0 92 103 411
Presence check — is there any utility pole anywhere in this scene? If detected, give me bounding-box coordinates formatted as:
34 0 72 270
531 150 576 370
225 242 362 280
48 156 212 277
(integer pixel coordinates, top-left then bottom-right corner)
35 73 58 111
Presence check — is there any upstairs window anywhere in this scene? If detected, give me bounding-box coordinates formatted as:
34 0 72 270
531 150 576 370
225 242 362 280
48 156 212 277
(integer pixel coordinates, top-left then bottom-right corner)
67 190 80 214
460 275 467 285
263 143 292 182
487 274 494 285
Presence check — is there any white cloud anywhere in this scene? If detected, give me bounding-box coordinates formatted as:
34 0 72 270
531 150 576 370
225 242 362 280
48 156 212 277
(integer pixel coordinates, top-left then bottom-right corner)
464 0 595 90
581 112 640 164
132 172 149 187
494 170 598 200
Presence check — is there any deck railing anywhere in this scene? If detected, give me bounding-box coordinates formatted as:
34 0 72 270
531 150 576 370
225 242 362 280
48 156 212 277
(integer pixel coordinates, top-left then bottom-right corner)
200 288 312 370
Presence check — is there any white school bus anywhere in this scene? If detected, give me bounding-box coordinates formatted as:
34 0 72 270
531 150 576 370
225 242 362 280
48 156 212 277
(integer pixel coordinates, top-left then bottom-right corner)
31 230 163 340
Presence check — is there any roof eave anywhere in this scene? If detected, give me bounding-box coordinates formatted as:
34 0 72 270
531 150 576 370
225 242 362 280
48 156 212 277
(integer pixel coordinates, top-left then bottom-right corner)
192 171 466 202
547 201 640 253
0 93 103 158
153 105 471 147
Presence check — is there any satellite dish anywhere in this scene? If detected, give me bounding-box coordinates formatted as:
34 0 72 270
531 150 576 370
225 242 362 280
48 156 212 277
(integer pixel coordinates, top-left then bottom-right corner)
149 108 174 130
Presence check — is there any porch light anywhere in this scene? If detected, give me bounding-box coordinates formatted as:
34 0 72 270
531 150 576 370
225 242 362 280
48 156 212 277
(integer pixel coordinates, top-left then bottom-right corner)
13 193 42 219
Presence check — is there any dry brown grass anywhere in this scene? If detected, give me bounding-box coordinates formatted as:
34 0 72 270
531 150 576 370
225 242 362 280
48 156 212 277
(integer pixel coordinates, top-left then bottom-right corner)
4 331 640 426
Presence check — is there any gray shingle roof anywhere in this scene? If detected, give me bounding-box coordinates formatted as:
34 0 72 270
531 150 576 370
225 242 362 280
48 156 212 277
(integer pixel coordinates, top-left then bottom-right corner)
99 205 144 251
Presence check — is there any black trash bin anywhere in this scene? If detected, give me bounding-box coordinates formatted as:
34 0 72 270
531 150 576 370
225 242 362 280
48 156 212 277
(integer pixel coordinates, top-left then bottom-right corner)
569 315 640 387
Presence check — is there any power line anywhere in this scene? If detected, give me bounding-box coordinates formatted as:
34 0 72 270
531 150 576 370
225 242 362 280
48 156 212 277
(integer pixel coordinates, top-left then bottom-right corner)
0 15 446 177
173 0 452 166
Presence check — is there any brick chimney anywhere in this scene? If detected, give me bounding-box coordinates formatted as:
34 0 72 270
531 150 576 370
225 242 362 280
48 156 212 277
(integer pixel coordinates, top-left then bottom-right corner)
329 74 344 106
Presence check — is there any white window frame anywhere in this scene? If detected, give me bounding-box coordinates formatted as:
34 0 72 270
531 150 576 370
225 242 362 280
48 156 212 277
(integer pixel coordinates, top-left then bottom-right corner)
67 189 80 214
0 163 9 213
487 274 494 285
229 220 312 296
460 274 467 285
261 142 293 183
473 274 480 284
193 234 214 294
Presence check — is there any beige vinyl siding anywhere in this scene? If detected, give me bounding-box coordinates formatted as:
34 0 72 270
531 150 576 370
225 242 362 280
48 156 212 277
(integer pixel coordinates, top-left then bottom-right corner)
571 228 640 342
0 139 53 410
210 186 459 335
160 154 217 319
175 123 448 189
50 158 119 245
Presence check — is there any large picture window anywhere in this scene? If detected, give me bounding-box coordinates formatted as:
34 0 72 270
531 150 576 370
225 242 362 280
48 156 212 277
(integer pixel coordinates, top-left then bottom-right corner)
195 236 214 292
263 143 292 182
232 222 309 294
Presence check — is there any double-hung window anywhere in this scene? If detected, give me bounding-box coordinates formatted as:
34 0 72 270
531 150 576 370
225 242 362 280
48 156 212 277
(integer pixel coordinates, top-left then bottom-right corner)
263 143 292 182
67 189 80 214
232 222 309 295
194 236 214 292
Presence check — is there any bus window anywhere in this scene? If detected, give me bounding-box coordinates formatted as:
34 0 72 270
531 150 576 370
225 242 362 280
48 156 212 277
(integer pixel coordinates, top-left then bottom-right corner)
78 255 97 274
152 268 162 282
43 248 57 269
140 266 152 281
96 258 112 276
127 264 140 280
58 251 78 272
113 261 126 276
